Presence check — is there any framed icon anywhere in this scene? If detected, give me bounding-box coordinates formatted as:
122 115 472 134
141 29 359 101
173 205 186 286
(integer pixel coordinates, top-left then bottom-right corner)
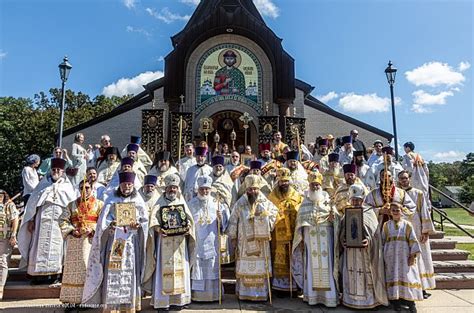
160 204 189 236
115 202 137 227
344 207 365 248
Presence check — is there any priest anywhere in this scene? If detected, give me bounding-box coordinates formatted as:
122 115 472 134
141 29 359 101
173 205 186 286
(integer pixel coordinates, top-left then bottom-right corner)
339 184 388 309
148 151 180 194
285 150 309 195
292 172 339 307
140 175 161 215
209 155 234 208
334 163 368 215
267 168 303 294
184 147 213 201
188 175 230 302
18 158 76 286
82 172 148 311
143 173 195 310
226 174 279 301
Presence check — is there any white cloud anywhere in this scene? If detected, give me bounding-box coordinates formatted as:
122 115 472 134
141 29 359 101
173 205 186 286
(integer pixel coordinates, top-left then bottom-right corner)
338 93 400 113
123 0 137 9
430 150 466 163
156 55 165 62
126 26 151 38
410 89 457 113
405 61 466 87
146 7 190 24
317 91 339 103
253 0 280 18
180 0 200 5
0 50 7 60
458 61 471 72
102 70 164 97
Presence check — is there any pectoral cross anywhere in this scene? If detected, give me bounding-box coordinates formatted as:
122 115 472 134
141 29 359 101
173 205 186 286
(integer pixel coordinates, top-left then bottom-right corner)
357 268 365 279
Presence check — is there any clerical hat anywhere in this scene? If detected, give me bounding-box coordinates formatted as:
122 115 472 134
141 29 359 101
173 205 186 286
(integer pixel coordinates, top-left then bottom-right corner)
382 146 394 155
258 143 271 152
130 136 142 144
121 157 135 167
119 172 135 184
155 151 171 162
353 150 364 157
343 163 357 174
195 147 208 156
318 138 329 146
197 175 213 188
51 158 66 170
212 155 225 166
250 160 262 170
127 143 139 153
105 146 121 159
144 175 157 186
328 153 339 162
286 150 299 161
164 173 180 187
276 168 291 182
308 172 323 185
342 136 352 144
349 184 365 200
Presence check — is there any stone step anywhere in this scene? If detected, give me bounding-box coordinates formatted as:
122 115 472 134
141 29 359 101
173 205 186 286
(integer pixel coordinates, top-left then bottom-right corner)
430 239 457 250
2 281 60 299
435 272 474 289
433 260 474 273
431 249 470 261
222 278 236 294
8 254 21 268
430 230 445 240
6 268 28 281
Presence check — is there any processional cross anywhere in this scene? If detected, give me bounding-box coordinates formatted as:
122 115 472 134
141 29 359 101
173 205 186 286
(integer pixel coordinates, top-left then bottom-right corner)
239 112 253 147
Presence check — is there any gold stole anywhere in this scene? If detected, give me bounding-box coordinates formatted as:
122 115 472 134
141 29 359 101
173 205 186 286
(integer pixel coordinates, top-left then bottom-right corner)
308 225 331 290
161 235 186 295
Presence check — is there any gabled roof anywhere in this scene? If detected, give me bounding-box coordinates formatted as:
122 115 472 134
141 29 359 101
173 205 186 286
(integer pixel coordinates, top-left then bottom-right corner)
444 186 463 194
303 94 393 141
62 78 164 137
173 0 265 46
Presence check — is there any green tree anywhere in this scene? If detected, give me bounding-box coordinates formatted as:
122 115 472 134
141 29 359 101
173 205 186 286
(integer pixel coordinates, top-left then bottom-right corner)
0 90 131 195
459 153 474 204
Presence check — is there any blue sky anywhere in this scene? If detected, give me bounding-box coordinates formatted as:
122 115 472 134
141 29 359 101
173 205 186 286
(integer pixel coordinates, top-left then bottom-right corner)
1 0 472 162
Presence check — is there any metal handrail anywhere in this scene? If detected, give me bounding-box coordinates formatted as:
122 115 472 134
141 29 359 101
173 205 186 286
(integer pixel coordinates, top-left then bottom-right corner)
429 184 473 214
431 205 474 238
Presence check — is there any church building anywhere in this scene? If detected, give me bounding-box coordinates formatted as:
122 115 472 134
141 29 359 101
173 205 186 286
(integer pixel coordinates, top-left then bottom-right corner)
62 0 392 158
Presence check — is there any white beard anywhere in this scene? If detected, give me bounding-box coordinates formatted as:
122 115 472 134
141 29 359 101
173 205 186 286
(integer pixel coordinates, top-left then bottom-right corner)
166 192 177 201
197 193 210 201
308 189 325 203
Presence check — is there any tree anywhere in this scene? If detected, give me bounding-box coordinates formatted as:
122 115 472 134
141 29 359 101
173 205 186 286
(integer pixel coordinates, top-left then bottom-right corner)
0 90 131 195
459 153 474 204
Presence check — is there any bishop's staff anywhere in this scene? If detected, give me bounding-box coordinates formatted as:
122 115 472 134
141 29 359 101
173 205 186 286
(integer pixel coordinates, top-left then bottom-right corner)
263 240 273 305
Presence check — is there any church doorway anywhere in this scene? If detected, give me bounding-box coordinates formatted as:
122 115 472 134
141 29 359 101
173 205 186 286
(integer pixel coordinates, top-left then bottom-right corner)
208 110 257 154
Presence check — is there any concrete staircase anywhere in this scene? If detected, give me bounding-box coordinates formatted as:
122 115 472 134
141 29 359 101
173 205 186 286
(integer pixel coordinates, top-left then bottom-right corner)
430 230 474 289
3 230 473 299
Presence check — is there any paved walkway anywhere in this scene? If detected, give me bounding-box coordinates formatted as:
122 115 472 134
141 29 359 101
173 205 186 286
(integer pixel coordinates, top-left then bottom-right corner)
1 290 473 312
445 235 474 244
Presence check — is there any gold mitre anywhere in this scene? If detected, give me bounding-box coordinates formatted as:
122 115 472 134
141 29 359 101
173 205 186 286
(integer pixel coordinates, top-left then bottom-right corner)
245 174 262 189
308 172 323 185
276 168 291 181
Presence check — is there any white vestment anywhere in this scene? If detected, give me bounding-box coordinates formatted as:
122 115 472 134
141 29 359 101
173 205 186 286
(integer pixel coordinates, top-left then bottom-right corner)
82 190 148 311
188 195 229 301
183 164 213 201
292 191 339 307
18 175 76 276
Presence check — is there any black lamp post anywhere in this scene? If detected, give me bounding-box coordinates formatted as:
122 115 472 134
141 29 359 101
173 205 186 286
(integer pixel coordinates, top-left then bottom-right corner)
58 56 72 148
385 60 399 160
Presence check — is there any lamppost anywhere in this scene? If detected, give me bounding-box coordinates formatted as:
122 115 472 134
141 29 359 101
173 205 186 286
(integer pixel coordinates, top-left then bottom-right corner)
384 60 398 160
57 56 72 148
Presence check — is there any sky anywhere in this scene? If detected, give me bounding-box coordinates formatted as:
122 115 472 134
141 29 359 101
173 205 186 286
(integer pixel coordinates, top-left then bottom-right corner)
1 0 472 163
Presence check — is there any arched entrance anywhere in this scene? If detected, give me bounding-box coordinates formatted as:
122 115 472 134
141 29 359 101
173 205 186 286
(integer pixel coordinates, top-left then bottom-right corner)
209 110 257 153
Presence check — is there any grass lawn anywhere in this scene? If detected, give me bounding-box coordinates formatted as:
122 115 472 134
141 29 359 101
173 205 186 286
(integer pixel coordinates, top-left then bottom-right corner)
456 243 474 260
432 207 474 226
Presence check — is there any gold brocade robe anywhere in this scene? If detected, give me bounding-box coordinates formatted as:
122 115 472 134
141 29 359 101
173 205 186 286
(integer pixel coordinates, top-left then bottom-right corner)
268 187 303 278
